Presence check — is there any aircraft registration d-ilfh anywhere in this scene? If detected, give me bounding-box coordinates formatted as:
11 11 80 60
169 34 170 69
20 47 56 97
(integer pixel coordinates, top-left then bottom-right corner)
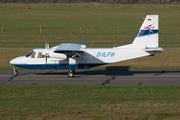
10 14 163 78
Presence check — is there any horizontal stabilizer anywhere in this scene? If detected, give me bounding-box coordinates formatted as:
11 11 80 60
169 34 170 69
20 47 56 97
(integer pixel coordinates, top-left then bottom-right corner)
54 43 86 53
143 47 163 52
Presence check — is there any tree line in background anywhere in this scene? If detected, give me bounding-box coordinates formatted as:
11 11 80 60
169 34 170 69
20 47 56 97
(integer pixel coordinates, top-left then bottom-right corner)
0 0 180 4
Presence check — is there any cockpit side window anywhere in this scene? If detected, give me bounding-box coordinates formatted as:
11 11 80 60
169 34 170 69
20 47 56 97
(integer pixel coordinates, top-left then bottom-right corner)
25 50 35 58
25 50 33 57
37 52 45 58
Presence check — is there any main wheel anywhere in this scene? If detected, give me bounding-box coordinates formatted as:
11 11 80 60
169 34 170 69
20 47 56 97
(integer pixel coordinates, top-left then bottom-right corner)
68 71 74 78
12 70 18 76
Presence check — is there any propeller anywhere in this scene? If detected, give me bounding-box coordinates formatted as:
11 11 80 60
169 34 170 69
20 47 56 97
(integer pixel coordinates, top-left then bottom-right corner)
45 41 49 64
45 41 49 50
45 53 48 64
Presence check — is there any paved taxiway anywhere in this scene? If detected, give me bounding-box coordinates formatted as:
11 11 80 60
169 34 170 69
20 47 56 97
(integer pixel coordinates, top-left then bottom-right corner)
0 70 180 85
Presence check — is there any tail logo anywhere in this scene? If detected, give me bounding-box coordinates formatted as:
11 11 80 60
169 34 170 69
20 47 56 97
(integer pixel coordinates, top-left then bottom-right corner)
144 24 155 33
144 25 155 30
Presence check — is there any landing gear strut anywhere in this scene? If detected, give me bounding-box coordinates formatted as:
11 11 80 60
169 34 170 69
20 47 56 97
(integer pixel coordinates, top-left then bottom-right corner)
68 70 75 78
68 55 76 78
12 67 18 76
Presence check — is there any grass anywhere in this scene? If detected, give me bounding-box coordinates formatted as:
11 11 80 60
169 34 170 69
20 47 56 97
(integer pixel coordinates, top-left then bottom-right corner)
1 47 180 70
1 4 180 120
0 3 179 45
0 85 180 120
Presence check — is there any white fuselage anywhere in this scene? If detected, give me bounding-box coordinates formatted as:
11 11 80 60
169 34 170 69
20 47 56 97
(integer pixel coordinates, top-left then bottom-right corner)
10 44 158 70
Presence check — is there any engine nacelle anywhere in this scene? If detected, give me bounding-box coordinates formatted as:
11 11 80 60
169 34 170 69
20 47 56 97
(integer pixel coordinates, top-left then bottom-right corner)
49 51 67 60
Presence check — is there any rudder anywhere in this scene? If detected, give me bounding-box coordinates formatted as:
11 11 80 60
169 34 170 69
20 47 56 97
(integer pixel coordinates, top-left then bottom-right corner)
133 14 159 48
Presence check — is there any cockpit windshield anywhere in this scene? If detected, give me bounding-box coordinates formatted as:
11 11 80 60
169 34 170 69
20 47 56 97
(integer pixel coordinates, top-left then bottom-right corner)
25 50 35 58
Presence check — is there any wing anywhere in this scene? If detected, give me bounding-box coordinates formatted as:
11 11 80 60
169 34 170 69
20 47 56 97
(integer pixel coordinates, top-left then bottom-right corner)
54 43 86 57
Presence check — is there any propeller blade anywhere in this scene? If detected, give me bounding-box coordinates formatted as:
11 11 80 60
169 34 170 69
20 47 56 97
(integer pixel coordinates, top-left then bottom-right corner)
45 41 49 50
45 42 50 64
45 53 48 64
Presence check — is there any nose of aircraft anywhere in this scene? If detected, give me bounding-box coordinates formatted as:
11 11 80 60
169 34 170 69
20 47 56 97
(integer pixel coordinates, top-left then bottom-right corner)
10 58 17 65
10 56 26 65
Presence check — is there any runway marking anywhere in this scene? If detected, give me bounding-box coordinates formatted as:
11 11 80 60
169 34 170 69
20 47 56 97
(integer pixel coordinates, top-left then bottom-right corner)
0 75 14 77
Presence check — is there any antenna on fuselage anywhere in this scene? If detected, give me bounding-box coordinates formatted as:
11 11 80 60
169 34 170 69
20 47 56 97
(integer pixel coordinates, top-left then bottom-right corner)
113 43 117 48
90 41 94 48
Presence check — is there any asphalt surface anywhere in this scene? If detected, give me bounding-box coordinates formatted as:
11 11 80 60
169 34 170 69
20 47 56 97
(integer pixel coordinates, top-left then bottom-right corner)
0 70 180 85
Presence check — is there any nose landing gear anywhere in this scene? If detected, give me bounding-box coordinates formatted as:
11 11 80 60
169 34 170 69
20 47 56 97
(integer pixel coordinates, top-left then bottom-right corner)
12 67 18 76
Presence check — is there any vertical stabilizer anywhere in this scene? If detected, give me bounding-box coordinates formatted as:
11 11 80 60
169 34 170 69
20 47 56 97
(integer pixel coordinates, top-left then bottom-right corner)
133 14 159 48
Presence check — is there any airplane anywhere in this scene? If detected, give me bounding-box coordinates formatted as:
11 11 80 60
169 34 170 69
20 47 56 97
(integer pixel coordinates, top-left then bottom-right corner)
10 14 163 78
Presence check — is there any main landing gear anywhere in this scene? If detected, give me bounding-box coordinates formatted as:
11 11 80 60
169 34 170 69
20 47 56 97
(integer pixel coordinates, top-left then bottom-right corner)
12 67 18 76
68 55 77 78
68 70 75 78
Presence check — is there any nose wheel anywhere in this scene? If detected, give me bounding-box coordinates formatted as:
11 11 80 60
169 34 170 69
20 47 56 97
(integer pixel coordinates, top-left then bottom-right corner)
12 67 18 76
68 70 75 78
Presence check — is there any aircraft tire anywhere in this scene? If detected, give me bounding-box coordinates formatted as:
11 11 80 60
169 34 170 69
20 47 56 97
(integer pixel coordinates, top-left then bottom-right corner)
68 71 74 78
12 70 18 76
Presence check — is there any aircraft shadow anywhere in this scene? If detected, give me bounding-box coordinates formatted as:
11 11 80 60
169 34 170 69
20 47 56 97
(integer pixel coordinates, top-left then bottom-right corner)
33 66 180 76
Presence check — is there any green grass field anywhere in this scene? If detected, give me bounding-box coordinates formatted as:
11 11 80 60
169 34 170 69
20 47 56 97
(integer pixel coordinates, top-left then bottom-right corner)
0 86 180 120
0 4 180 120
0 3 179 45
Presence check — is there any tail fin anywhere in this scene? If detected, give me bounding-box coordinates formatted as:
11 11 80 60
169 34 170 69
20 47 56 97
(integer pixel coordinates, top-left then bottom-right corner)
133 14 158 48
